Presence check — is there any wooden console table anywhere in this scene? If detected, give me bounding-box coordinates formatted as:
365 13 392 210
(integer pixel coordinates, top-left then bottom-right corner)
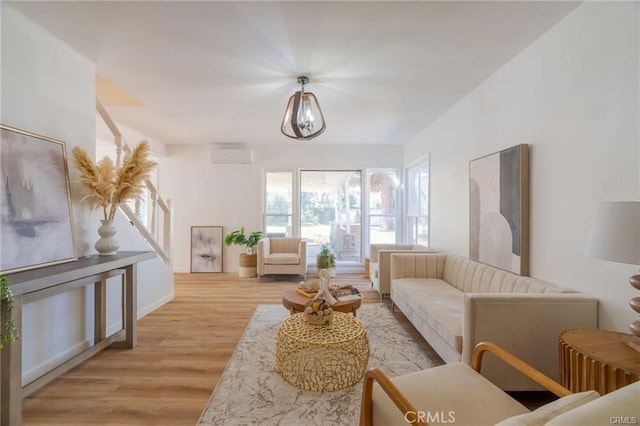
559 328 640 395
1 251 155 425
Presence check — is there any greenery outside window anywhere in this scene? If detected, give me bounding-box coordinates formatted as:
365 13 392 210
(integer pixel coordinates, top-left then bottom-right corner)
265 172 293 237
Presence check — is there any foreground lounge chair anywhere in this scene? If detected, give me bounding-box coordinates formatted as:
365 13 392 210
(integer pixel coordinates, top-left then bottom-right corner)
360 341 638 426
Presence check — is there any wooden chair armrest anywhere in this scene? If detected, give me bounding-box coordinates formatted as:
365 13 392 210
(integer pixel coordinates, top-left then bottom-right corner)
359 368 427 426
471 341 572 397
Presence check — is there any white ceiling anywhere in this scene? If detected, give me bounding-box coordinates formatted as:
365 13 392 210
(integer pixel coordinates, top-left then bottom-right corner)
8 1 580 146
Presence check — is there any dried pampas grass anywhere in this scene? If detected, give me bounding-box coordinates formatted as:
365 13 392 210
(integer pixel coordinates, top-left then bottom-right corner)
72 141 156 220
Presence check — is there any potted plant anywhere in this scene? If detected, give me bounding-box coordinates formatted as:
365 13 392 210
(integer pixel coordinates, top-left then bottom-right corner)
225 228 263 278
224 227 263 254
316 244 336 277
0 276 19 349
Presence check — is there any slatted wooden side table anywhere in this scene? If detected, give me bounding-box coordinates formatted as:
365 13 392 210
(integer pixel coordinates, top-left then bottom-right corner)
559 329 640 394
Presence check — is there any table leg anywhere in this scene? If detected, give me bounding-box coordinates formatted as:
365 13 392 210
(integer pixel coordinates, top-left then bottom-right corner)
111 263 137 348
1 294 23 426
94 275 107 344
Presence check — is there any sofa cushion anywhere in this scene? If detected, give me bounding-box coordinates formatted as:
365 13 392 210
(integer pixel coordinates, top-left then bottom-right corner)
546 382 640 425
263 253 300 265
370 244 414 262
372 362 529 426
269 238 300 253
392 278 464 352
495 391 600 425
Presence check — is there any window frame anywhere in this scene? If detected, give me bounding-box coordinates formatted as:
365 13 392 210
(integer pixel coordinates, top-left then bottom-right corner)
403 156 430 246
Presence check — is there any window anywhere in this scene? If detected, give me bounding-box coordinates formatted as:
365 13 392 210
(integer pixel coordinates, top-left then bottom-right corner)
264 172 293 237
404 158 429 245
368 170 399 245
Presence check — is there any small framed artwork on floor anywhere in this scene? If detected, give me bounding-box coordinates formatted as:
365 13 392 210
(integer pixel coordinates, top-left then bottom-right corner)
190 226 223 273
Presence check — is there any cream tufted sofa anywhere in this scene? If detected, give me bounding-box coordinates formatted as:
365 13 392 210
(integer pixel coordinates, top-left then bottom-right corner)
369 244 435 299
389 253 599 390
257 237 307 277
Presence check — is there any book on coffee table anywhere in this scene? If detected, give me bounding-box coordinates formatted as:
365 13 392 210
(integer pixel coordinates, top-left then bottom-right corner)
332 286 363 302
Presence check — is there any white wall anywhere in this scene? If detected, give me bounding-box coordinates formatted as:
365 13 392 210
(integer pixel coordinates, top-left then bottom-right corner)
161 143 403 272
1 6 174 382
404 1 639 332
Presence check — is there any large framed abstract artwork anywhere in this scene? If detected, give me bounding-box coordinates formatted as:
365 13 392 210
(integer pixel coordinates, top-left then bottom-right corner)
1 124 77 274
190 226 223 273
469 144 529 276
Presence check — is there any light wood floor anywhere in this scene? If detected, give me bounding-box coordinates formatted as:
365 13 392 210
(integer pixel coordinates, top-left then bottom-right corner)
22 273 442 425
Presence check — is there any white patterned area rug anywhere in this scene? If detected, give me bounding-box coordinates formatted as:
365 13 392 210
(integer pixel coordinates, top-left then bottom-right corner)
198 304 442 426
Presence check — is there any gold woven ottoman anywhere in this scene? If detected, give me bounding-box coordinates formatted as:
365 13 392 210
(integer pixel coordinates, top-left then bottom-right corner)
275 311 370 392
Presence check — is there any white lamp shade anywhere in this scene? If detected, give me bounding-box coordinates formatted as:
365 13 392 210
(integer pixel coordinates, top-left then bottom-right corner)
586 201 640 265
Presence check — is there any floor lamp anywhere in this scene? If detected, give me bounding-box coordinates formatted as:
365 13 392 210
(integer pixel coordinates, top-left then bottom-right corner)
586 201 640 351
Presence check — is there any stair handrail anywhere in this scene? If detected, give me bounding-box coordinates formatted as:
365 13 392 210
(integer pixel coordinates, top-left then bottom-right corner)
96 97 171 262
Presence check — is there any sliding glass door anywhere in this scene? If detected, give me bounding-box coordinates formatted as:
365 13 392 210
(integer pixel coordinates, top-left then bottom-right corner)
265 167 409 265
300 171 362 263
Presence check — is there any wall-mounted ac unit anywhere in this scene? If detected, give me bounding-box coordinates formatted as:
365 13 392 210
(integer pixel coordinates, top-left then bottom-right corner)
209 148 254 164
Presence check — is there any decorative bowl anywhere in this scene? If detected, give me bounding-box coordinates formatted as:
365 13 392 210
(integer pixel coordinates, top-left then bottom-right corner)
303 298 333 325
304 310 333 325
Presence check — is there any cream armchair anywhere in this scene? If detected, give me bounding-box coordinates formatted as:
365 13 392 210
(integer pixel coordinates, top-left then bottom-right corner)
257 237 307 277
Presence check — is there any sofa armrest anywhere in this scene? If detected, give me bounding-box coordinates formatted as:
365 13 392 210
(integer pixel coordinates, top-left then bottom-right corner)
257 239 268 275
298 240 307 266
360 368 425 426
463 294 598 390
374 250 429 294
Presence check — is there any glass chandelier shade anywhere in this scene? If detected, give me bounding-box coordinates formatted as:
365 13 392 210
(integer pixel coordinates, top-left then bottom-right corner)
281 76 326 140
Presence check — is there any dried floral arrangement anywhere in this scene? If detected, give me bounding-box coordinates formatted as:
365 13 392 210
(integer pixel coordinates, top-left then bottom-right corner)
72 141 156 221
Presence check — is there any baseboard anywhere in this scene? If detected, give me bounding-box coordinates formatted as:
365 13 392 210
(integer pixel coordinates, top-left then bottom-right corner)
138 292 175 319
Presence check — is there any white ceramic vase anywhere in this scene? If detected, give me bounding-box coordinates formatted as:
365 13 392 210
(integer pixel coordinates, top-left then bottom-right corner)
95 219 119 256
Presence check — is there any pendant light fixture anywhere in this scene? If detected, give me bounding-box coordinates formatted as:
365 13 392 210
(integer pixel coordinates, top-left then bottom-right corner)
281 76 326 140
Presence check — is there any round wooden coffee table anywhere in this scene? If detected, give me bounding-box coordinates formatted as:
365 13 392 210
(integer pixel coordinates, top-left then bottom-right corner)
282 287 362 316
